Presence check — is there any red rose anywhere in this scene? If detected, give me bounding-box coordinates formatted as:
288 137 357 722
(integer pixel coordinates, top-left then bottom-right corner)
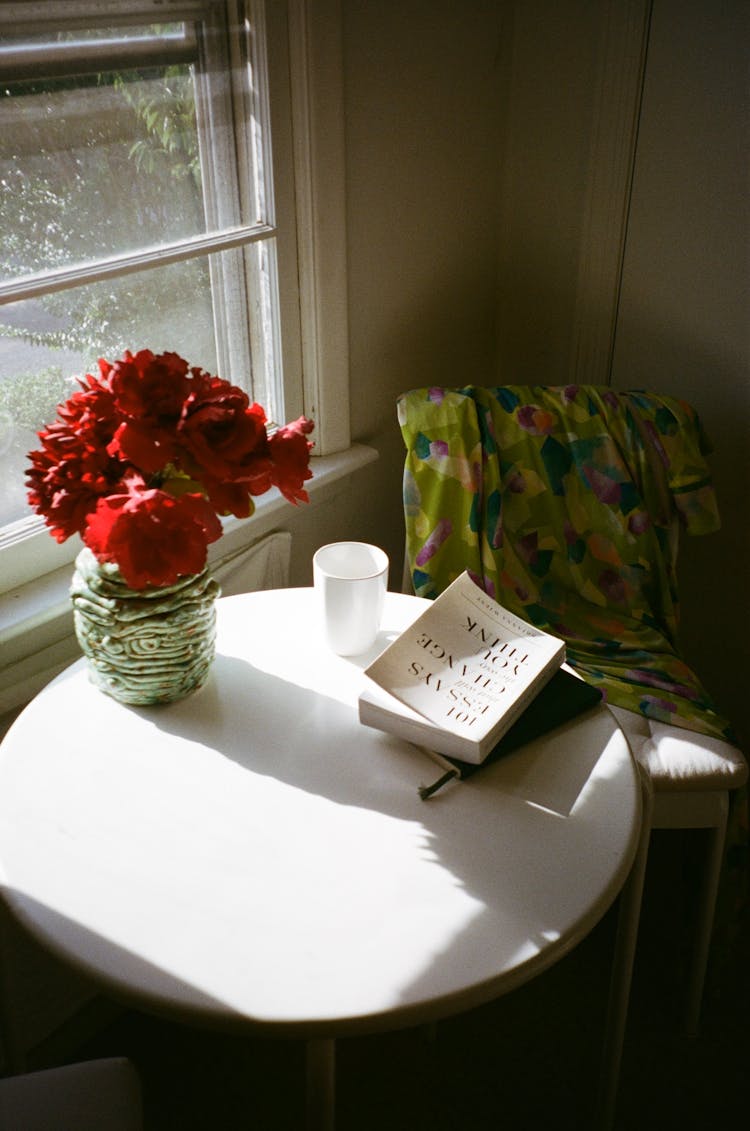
105 350 189 474
178 377 269 481
83 478 223 589
26 377 122 540
201 476 257 519
26 350 314 589
268 416 314 504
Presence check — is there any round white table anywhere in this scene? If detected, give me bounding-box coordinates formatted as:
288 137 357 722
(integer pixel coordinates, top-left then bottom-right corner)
0 589 641 1127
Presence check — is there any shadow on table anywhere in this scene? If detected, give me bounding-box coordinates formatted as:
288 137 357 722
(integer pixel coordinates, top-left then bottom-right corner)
146 649 604 821
0 889 253 1032
138 649 634 1027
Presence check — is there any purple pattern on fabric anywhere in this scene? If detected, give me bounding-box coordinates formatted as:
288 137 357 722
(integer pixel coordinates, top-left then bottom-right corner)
415 517 452 566
628 511 650 535
626 671 700 700
563 520 579 545
516 532 539 565
517 405 554 435
598 569 627 604
584 465 622 505
643 418 669 467
639 694 678 716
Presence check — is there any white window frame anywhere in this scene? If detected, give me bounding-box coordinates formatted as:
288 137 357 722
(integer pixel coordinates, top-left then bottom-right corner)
0 0 364 722
0 0 351 596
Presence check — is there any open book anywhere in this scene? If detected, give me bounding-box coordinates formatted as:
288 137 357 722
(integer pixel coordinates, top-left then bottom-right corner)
360 571 566 764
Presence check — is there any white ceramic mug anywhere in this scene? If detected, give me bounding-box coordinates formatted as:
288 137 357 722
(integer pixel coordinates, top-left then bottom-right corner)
313 542 389 655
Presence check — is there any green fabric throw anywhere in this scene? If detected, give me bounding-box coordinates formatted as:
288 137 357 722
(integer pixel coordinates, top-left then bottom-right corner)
399 384 733 743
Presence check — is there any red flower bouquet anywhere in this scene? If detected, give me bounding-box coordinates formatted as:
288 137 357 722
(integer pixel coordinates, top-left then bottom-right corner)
27 349 314 589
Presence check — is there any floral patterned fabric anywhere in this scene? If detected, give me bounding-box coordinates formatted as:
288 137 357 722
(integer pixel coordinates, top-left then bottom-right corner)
399 384 735 743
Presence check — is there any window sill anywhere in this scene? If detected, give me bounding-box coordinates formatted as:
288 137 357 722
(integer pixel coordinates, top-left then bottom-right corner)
0 443 378 724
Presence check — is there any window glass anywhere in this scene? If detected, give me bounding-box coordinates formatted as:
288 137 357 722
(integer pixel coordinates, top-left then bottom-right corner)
0 255 217 527
1 63 207 274
0 5 283 537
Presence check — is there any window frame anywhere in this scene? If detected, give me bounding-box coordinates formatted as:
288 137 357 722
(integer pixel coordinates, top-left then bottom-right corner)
0 0 351 596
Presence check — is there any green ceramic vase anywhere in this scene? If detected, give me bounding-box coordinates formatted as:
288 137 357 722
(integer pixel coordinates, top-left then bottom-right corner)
71 547 220 706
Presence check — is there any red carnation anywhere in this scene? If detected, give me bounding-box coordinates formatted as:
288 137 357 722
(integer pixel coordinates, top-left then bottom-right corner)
26 378 122 540
105 350 189 473
84 478 223 589
178 378 268 481
103 350 190 420
26 350 314 589
268 416 315 504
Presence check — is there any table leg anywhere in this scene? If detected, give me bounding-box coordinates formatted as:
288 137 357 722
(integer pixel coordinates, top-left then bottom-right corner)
595 766 653 1131
306 1037 336 1131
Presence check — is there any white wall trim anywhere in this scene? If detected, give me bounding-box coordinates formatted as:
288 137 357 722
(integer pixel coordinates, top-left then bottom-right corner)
568 0 653 385
287 0 350 453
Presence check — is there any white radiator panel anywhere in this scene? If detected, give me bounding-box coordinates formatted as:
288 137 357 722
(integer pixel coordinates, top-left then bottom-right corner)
212 531 292 596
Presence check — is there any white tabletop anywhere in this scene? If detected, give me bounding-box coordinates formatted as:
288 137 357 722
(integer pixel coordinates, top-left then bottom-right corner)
0 588 640 1038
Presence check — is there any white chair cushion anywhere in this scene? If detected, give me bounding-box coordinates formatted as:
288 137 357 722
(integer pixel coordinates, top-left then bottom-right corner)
609 706 748 792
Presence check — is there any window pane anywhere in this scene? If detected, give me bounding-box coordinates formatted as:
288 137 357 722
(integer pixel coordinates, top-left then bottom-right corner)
0 257 218 528
0 57 208 276
0 8 288 550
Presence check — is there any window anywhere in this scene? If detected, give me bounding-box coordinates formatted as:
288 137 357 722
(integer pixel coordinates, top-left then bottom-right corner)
0 0 350 592
0 0 358 722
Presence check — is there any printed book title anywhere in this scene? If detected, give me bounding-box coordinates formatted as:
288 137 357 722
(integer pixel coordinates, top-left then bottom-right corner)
407 615 530 728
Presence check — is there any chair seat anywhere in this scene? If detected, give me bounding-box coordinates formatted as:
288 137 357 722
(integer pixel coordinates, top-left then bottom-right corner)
0 1057 142 1131
398 383 748 1119
609 705 747 793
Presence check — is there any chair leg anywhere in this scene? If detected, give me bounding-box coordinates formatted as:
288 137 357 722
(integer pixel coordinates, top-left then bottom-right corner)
306 1038 336 1131
684 795 729 1037
0 904 28 1075
595 767 653 1131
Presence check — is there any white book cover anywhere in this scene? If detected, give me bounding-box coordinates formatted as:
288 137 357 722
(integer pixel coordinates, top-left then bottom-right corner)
361 571 565 763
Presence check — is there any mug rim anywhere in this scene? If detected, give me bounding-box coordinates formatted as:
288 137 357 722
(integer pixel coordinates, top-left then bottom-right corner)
313 541 389 580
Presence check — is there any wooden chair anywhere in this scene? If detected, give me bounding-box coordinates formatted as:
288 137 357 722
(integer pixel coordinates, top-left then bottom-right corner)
0 906 143 1130
398 384 747 1125
0 1057 143 1131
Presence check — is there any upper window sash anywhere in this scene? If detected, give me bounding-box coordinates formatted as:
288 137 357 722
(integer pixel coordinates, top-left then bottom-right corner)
0 1 212 36
0 0 283 396
0 0 350 597
0 27 199 82
0 0 349 458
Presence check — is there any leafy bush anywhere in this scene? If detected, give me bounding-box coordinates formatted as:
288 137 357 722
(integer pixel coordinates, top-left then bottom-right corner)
0 366 72 432
0 64 205 359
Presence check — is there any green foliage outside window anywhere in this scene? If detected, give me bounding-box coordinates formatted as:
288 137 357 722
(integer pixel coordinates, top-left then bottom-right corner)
0 65 205 359
0 61 210 524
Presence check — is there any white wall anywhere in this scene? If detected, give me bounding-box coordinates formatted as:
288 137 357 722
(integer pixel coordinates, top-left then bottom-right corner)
334 0 507 580
611 0 749 745
335 0 748 744
494 0 602 380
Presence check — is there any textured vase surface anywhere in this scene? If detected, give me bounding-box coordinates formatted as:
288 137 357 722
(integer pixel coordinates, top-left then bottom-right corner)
71 547 220 706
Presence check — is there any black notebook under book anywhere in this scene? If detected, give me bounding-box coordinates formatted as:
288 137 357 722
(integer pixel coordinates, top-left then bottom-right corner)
417 668 603 798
